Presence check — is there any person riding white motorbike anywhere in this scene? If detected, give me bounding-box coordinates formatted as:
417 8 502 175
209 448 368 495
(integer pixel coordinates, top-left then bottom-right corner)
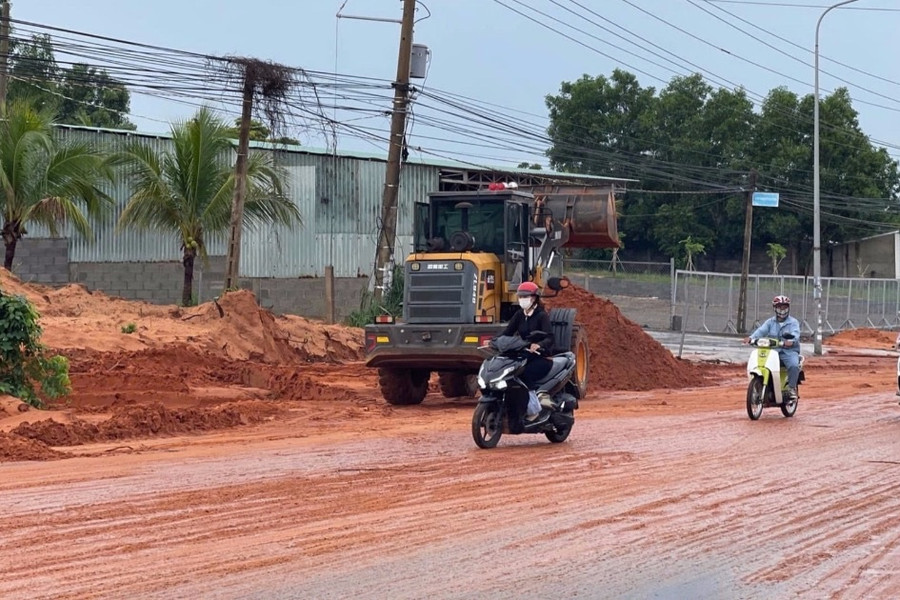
745 295 802 401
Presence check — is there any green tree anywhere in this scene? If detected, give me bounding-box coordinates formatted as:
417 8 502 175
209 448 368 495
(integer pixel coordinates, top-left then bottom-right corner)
8 33 136 130
7 34 59 113
546 69 655 179
679 235 705 271
766 242 787 275
0 102 114 270
57 63 136 130
749 86 899 268
114 107 301 306
545 70 900 268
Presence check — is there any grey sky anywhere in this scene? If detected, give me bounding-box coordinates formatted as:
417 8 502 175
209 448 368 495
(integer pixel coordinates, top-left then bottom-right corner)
14 0 900 169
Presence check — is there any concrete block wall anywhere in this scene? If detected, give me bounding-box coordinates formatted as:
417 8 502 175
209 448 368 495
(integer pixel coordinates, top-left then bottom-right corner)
13 237 69 284
70 261 185 304
249 277 370 321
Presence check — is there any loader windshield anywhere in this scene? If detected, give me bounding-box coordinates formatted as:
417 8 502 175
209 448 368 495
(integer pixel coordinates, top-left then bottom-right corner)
430 200 505 255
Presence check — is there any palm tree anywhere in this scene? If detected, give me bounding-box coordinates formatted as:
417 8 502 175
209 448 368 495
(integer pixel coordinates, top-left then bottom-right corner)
115 107 300 306
0 101 113 270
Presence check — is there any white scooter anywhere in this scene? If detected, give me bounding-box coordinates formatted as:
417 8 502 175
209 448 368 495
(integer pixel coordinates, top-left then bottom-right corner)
746 333 804 420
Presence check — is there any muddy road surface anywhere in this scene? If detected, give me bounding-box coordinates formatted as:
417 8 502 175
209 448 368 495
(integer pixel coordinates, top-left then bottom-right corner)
3 350 900 599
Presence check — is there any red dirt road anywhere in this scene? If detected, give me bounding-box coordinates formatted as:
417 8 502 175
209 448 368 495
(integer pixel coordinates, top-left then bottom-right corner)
3 350 900 599
3 269 900 598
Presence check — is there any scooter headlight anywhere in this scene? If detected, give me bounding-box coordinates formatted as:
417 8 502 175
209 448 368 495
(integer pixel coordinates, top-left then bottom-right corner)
489 366 515 388
477 374 486 388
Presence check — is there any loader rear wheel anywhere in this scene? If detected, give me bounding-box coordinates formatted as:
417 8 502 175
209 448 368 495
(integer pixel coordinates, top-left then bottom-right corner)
571 326 589 398
438 372 479 398
378 368 429 405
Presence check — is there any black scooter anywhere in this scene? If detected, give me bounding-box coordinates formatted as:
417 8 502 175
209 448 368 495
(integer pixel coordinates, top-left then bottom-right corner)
471 334 580 449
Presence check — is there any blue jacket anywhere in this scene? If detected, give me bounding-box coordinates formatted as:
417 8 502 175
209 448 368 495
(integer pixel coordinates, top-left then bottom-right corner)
750 316 801 353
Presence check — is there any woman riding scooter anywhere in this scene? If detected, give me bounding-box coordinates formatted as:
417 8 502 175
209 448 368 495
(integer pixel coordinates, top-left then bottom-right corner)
500 281 555 420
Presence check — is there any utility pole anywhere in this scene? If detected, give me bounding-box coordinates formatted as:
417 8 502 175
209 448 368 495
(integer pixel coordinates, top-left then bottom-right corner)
224 75 254 291
0 1 11 111
737 169 758 334
372 0 416 301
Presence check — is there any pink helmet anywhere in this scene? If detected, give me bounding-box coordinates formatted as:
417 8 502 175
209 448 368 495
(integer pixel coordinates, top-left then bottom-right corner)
516 281 540 297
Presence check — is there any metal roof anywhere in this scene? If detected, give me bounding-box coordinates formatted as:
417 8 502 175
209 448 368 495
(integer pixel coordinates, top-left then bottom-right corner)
53 123 638 185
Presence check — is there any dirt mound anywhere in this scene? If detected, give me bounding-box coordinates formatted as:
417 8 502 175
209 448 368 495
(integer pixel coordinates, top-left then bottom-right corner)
258 367 370 403
549 286 707 391
11 401 284 447
181 290 364 364
828 328 898 350
0 431 64 461
1 268 364 362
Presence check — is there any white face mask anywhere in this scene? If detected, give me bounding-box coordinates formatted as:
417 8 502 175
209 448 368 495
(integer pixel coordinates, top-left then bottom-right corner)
518 297 533 310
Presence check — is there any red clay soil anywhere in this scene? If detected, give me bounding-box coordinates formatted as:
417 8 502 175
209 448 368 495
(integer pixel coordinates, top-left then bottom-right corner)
0 270 710 461
827 327 898 350
0 431 65 461
549 285 707 391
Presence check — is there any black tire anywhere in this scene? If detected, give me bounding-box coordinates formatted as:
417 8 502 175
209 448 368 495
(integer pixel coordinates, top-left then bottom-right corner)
548 307 576 354
570 326 589 399
746 375 764 420
438 372 478 398
378 368 429 406
781 392 798 418
545 413 574 443
472 403 502 449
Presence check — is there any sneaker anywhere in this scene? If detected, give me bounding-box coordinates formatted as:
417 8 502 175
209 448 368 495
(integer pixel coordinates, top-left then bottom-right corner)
537 391 554 410
525 411 541 422
786 387 798 401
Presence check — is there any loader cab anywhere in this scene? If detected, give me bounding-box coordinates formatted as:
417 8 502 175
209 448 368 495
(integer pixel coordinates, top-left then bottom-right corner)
414 195 508 257
409 190 535 325
414 191 532 263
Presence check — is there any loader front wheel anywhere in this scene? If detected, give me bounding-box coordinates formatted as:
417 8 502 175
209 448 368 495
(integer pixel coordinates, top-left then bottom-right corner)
378 368 429 405
571 326 589 398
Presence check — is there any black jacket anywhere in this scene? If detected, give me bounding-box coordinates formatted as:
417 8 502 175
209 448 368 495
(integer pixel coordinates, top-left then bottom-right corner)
501 304 554 356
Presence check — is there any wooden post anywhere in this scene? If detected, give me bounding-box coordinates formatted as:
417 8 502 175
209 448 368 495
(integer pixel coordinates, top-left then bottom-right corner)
325 265 335 324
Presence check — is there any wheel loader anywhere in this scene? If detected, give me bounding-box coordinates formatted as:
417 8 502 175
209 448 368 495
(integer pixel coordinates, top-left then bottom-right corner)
364 183 620 405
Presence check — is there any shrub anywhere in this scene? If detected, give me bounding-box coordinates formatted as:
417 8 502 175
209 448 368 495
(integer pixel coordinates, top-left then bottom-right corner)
0 293 70 407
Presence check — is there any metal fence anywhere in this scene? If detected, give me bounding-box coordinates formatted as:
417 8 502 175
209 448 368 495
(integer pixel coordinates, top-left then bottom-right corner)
558 257 900 335
674 270 900 335
561 257 673 278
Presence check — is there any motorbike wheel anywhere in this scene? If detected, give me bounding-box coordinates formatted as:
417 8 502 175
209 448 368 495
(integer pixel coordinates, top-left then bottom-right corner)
746 375 764 420
780 394 798 418
545 413 574 443
472 403 503 449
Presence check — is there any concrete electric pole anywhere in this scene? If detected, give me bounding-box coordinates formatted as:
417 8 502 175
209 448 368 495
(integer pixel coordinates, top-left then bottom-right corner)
372 0 416 302
737 169 757 334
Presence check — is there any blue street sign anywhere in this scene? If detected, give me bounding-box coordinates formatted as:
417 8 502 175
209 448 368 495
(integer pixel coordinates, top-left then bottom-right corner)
752 192 779 207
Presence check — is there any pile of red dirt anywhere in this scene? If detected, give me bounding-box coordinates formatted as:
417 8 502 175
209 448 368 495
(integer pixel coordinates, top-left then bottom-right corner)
1 268 365 363
179 290 363 364
827 328 898 350
11 400 284 447
0 432 65 461
548 285 707 391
